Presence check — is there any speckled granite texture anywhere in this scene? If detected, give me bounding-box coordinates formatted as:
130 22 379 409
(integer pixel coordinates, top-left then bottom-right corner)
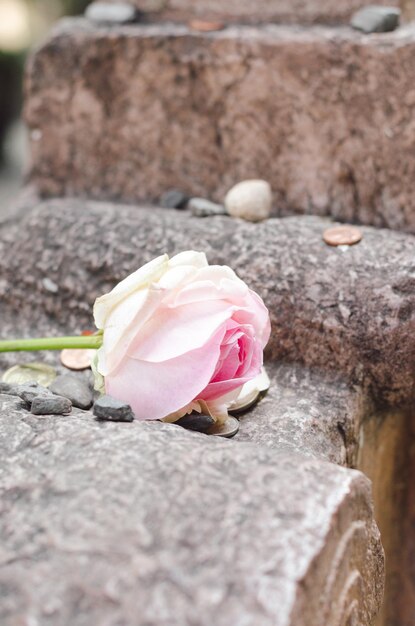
0 393 383 626
1 200 413 406
25 20 415 232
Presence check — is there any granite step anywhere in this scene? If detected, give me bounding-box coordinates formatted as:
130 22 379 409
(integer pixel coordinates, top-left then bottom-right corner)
0 194 394 625
1 198 413 407
0 389 383 626
25 19 415 232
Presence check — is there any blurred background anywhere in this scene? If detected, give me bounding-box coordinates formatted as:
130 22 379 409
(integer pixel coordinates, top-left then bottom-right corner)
0 0 89 212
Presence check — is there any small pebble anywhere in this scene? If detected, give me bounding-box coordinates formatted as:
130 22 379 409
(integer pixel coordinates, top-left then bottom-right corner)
350 6 400 33
20 386 54 406
176 414 215 432
160 189 189 209
0 381 51 404
225 180 272 222
85 2 138 24
93 395 135 422
49 374 93 410
189 198 227 218
31 396 72 416
0 382 18 395
42 277 59 293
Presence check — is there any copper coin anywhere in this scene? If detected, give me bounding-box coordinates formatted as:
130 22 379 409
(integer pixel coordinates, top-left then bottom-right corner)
60 348 95 371
323 225 363 247
189 19 225 32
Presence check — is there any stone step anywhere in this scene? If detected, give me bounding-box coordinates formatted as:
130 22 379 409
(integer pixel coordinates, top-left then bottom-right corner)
0 390 383 626
96 0 401 25
1 198 413 407
238 362 366 467
26 19 415 233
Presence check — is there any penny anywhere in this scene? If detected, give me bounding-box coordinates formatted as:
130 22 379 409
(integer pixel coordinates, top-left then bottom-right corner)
323 225 362 247
207 416 239 438
60 349 95 371
2 362 57 387
189 19 225 32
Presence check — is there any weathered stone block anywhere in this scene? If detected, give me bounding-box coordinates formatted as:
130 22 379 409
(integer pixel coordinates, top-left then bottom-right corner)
25 20 415 232
0 393 383 625
0 199 413 406
103 0 399 25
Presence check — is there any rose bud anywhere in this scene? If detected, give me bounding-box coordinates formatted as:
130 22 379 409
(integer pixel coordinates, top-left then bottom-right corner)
93 251 271 423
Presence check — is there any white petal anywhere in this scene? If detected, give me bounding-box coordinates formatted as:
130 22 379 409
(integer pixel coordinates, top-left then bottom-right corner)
127 299 235 363
93 254 169 328
228 367 270 412
168 250 208 269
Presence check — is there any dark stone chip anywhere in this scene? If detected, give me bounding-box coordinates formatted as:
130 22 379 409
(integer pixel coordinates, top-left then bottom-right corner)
93 395 135 422
31 396 72 415
176 414 215 432
50 374 93 410
0 382 53 405
160 189 189 209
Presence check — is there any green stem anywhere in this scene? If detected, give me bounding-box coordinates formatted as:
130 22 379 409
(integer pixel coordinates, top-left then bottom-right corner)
0 335 103 353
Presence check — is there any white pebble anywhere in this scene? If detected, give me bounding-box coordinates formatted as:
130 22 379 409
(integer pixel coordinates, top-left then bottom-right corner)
224 180 272 222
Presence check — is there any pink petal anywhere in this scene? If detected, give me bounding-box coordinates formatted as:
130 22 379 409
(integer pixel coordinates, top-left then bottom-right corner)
127 299 235 363
199 336 263 402
105 327 226 420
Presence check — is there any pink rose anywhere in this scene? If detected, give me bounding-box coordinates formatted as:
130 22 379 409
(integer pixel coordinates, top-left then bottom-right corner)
93 251 270 422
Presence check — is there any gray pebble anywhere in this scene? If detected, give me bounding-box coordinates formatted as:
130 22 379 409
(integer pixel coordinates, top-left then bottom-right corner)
50 374 93 410
160 189 189 209
176 414 215 432
20 386 53 406
85 2 138 24
0 381 52 405
0 382 17 396
0 380 38 397
42 277 59 293
189 198 227 218
31 396 72 416
93 395 134 422
350 6 400 33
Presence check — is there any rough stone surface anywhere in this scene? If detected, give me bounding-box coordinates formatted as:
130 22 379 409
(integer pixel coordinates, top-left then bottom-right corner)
351 5 400 33
0 393 383 625
238 363 368 467
25 19 415 233
1 199 413 407
105 0 399 25
49 373 93 409
93 394 135 421
30 394 72 415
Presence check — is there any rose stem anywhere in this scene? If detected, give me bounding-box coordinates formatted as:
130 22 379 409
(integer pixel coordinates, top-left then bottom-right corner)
0 335 103 353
